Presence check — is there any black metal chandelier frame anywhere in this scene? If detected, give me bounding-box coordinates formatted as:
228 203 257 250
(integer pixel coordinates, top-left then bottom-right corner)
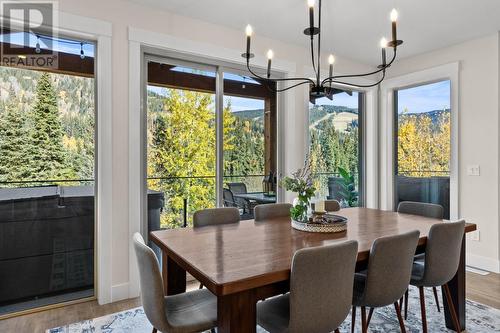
241 0 404 102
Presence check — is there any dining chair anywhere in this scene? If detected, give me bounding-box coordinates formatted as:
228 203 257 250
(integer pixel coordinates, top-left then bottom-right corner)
227 182 252 213
397 201 444 219
254 203 292 221
132 233 217 333
402 220 465 333
351 230 420 333
257 240 359 333
397 200 444 316
222 188 238 208
193 207 240 228
324 199 341 212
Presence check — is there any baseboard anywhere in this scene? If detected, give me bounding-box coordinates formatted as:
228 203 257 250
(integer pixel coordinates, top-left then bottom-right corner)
466 253 500 273
111 283 130 302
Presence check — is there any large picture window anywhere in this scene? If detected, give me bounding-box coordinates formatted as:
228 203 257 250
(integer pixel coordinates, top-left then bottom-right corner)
308 91 364 207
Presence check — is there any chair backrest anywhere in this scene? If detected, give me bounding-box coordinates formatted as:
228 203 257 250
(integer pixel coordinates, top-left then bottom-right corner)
193 207 240 228
223 188 237 207
421 220 465 286
132 233 169 332
254 203 292 221
227 182 247 194
288 241 358 333
324 199 341 212
362 230 420 307
397 201 444 219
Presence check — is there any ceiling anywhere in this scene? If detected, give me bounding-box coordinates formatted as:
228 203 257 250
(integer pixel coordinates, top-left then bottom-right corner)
132 0 500 65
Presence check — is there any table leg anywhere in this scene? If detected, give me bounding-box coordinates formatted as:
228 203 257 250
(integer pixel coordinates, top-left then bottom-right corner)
162 250 186 296
217 289 257 333
442 235 466 332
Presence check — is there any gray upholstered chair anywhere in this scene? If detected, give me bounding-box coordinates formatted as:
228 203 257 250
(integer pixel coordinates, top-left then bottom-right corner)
132 233 217 333
254 203 292 221
257 241 359 333
397 201 444 220
193 207 240 228
193 207 240 289
397 200 444 315
403 220 465 333
324 199 341 212
352 230 420 333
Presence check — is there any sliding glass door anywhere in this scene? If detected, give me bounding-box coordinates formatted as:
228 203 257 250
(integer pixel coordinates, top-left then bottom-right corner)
394 80 451 218
145 56 277 238
0 31 96 315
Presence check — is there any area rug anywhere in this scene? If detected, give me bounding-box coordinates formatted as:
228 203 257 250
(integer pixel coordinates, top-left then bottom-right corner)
47 287 500 332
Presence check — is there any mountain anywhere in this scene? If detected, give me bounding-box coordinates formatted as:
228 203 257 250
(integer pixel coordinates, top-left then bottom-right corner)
232 109 264 120
399 109 450 125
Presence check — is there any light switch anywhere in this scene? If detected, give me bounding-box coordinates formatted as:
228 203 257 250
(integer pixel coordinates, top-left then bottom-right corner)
467 165 480 176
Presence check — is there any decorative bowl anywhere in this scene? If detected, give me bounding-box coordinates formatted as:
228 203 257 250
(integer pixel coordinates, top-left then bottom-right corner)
291 216 347 233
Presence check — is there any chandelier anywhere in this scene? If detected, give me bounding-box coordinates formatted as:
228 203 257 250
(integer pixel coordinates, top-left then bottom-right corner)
242 0 404 103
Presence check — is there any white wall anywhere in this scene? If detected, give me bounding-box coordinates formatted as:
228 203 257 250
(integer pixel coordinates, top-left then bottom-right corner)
387 34 500 272
56 0 372 301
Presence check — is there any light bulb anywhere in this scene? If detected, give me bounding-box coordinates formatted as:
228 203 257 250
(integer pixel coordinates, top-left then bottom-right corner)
267 49 274 60
390 8 398 22
380 37 388 48
328 54 335 65
308 0 315 8
245 24 253 37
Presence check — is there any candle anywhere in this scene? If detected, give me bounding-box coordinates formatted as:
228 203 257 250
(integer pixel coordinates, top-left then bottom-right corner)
328 54 335 85
308 0 315 34
380 37 388 66
266 49 274 78
245 24 253 58
390 9 398 46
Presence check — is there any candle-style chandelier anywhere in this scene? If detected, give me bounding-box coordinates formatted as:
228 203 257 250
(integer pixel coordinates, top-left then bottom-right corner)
242 0 404 103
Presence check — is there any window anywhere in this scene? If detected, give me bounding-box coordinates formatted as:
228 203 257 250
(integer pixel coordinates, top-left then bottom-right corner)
0 30 96 315
308 91 363 207
394 80 451 218
145 57 278 242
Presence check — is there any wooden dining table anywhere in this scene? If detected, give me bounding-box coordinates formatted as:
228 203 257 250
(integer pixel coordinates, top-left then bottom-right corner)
150 207 477 333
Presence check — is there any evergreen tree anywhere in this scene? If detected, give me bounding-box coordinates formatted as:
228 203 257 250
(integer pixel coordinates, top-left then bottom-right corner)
28 72 68 181
0 94 31 182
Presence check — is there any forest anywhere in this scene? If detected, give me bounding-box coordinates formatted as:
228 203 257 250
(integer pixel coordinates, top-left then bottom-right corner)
0 67 95 185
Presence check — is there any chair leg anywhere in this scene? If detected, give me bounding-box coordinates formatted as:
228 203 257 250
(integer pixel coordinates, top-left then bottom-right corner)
433 286 441 312
394 302 406 333
199 282 204 289
443 283 462 333
152 328 157 333
404 288 409 320
366 307 374 326
335 329 340 333
419 286 428 333
351 306 356 333
361 306 368 333
211 329 216 333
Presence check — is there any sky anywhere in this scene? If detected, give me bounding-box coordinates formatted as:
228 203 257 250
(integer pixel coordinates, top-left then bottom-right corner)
397 80 450 114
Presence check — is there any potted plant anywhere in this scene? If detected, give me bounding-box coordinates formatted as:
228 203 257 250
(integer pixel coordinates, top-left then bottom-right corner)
280 157 316 223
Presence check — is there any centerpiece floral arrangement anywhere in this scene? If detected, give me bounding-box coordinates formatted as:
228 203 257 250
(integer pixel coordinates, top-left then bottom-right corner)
280 156 316 222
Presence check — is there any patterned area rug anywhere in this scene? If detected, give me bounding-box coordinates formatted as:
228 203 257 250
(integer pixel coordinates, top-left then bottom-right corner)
47 287 500 332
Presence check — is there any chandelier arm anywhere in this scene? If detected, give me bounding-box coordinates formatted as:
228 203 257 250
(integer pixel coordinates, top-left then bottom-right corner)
327 70 386 88
274 80 312 93
321 48 397 85
246 60 316 85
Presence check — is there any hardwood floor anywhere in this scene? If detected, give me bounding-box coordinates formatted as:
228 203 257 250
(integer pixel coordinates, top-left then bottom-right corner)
0 273 498 333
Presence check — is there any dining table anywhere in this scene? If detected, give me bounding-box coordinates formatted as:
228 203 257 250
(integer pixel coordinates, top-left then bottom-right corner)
150 207 477 333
